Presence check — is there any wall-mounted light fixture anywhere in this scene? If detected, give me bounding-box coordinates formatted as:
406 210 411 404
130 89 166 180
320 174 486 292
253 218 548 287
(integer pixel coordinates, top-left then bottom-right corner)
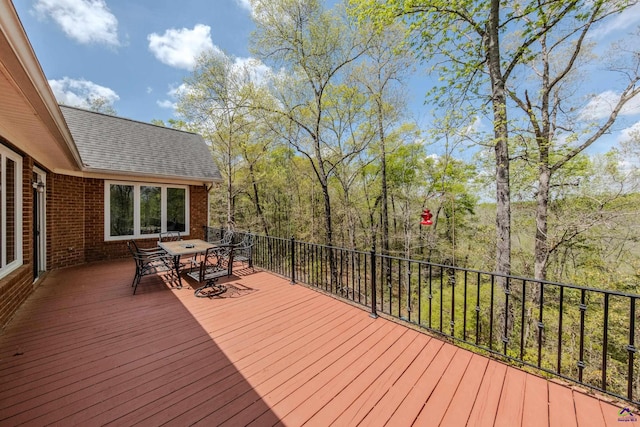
32 180 45 194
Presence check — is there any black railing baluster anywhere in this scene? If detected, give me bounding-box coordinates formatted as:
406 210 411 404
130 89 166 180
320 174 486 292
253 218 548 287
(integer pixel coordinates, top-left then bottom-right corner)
358 252 362 304
537 283 545 368
389 258 394 315
315 244 319 287
440 270 444 333
602 293 609 391
475 272 480 346
489 275 495 351
520 280 526 360
451 268 455 337
463 271 468 341
558 286 564 375
407 261 412 323
503 277 510 355
397 259 402 318
429 264 433 330
370 247 377 318
418 263 422 327
350 251 355 301
627 298 636 401
578 289 587 383
290 236 296 285
340 249 344 295
380 256 385 313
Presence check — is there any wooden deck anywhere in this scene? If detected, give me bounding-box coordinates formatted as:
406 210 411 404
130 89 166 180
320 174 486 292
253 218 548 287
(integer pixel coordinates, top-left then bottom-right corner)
0 259 634 426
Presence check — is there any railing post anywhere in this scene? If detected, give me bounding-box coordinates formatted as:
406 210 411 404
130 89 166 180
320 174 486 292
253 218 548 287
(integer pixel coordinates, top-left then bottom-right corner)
370 245 377 319
290 236 296 285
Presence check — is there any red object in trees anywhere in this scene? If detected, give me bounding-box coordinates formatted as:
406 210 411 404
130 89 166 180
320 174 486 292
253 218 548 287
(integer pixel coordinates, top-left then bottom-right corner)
420 209 433 226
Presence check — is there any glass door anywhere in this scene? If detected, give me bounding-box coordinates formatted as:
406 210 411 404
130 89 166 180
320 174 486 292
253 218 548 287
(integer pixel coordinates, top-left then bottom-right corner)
32 168 46 280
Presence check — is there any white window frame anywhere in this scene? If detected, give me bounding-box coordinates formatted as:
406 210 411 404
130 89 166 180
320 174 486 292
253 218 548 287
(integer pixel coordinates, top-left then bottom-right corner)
104 181 189 241
0 145 23 279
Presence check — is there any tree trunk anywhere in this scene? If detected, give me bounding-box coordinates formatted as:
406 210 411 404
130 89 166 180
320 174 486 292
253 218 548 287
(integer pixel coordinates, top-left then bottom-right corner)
486 0 511 277
486 0 512 351
378 100 390 257
534 164 551 280
248 161 270 237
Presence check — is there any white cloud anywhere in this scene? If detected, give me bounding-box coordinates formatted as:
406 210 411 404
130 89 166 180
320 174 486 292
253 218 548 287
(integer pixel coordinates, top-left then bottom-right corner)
33 0 119 47
49 77 119 108
234 0 253 12
580 90 640 120
591 3 640 39
233 56 272 85
156 83 190 111
147 24 216 70
156 99 175 109
619 121 640 143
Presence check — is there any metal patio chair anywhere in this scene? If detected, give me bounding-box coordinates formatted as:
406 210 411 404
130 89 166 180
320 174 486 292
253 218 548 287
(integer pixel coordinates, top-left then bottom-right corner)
233 233 254 271
159 231 182 242
207 229 234 246
187 245 234 298
127 240 176 295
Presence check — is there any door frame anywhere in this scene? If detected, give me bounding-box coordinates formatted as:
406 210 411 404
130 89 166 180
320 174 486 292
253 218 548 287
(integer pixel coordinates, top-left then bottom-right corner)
32 167 46 280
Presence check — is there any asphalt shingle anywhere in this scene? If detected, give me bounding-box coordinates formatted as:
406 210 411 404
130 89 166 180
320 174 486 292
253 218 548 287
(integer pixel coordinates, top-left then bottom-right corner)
60 105 221 182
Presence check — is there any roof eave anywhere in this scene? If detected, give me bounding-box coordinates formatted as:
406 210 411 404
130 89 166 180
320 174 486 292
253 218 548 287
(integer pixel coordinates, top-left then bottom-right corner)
81 166 223 185
0 2 83 170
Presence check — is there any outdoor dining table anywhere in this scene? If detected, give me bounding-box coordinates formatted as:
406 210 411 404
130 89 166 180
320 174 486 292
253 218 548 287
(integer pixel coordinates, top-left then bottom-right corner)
158 238 215 288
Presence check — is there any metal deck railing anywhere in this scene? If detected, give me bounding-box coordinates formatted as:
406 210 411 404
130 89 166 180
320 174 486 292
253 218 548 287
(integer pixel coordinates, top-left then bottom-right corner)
204 226 640 405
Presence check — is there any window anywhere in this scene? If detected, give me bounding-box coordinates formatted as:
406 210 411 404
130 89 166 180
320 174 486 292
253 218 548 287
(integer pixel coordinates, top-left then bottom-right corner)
105 182 189 240
0 145 22 278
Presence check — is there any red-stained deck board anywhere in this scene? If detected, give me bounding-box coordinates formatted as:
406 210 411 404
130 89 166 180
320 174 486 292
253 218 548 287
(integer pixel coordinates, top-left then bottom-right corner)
138 305 366 426
335 337 444 426
280 327 419 426
413 348 474 426
367 342 459 426
549 381 578 427
217 312 377 427
466 359 509 427
494 366 528 426
304 333 433 427
440 353 490 426
0 259 629 427
522 373 550 427
249 320 403 426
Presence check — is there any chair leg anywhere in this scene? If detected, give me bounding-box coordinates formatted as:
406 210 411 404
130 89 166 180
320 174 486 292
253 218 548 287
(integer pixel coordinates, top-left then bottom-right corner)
131 269 140 288
133 275 141 295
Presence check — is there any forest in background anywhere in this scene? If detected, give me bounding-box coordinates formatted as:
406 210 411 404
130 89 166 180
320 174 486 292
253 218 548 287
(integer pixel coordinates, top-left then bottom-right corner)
149 0 640 292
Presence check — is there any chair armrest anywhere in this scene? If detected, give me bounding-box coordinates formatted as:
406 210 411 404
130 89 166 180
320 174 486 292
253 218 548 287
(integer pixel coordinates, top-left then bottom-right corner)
137 246 166 255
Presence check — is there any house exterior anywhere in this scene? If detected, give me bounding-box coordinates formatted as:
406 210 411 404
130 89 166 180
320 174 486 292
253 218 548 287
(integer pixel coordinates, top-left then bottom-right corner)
0 2 221 329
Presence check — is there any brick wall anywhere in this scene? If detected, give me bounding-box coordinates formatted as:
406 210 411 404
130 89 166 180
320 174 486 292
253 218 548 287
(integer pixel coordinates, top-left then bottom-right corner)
83 178 125 262
0 265 32 329
1 169 210 329
190 185 208 240
48 174 86 269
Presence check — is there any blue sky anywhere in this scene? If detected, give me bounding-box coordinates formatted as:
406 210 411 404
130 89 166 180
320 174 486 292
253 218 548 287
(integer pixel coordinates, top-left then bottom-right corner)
12 0 640 157
14 0 256 123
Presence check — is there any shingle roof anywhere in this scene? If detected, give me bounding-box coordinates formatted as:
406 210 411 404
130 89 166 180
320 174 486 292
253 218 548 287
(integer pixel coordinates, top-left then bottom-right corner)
59 105 221 182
